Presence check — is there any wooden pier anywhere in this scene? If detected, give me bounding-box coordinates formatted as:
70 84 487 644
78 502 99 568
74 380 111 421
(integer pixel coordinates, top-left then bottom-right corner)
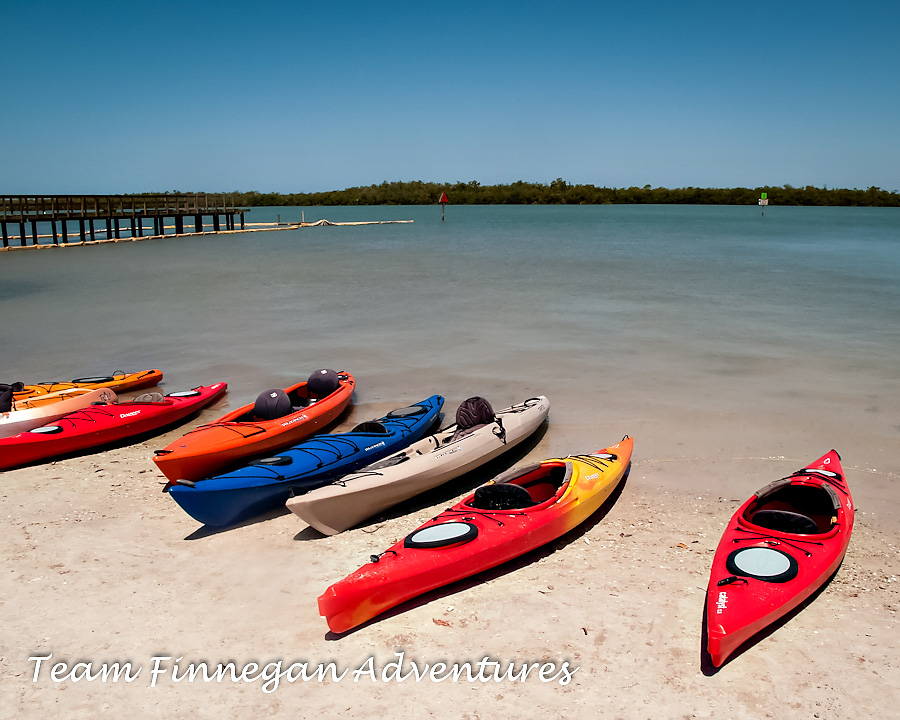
0 194 247 249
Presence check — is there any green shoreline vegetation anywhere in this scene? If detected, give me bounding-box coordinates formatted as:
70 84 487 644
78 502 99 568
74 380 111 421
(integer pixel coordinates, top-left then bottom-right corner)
204 180 900 207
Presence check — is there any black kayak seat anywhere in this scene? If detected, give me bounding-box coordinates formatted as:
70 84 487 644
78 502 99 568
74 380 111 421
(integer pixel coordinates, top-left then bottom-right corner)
254 389 292 420
751 509 819 534
352 421 390 434
0 382 25 413
450 396 495 442
469 482 536 510
307 369 340 398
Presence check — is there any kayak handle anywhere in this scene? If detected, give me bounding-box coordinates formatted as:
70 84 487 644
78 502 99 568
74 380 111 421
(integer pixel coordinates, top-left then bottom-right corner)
369 550 398 564
717 576 748 586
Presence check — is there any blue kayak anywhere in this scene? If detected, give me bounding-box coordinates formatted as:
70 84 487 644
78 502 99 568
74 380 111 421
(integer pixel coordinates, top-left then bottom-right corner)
166 395 444 527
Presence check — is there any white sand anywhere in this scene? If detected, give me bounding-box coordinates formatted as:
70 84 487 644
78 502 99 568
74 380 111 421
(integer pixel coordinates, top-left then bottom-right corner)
2 399 898 718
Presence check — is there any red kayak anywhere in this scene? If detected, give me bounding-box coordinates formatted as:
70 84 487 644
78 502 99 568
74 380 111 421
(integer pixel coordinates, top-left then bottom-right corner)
705 450 854 667
0 383 227 470
319 437 633 633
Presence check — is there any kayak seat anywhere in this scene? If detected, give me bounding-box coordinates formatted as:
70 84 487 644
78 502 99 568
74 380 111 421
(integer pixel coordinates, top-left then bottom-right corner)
352 421 390 434
750 509 819 534
450 396 495 442
307 368 340 398
469 482 536 510
0 382 24 413
134 391 165 403
254 389 292 420
749 483 839 533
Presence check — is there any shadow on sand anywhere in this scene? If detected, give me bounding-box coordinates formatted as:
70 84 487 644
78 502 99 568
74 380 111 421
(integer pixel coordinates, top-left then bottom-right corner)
183 506 292 540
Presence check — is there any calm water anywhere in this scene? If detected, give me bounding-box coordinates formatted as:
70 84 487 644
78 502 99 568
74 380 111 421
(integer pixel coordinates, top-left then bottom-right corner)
2 204 898 508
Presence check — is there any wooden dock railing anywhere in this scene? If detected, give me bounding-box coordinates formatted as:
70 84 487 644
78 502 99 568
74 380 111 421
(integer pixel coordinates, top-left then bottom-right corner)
0 194 247 248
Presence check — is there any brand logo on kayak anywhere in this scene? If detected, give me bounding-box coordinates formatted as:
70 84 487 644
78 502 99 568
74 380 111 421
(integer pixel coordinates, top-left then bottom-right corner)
436 446 461 459
281 414 308 427
584 472 600 480
365 441 386 452
716 591 728 614
119 410 141 418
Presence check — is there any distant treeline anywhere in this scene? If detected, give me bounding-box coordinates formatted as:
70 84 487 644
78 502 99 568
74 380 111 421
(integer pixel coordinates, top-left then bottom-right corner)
220 180 900 207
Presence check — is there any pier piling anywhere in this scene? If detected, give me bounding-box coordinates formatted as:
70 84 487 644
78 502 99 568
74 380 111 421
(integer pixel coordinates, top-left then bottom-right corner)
0 194 247 249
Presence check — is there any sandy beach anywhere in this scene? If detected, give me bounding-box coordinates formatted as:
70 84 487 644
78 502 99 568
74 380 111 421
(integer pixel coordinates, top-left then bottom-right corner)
2 390 898 720
4 0 900 709
3 205 899 718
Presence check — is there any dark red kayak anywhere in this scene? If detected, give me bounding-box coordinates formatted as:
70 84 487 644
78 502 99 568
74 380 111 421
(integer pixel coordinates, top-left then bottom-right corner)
0 382 227 470
705 450 853 666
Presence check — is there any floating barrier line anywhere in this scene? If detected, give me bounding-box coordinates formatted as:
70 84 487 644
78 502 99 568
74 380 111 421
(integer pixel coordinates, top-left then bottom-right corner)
0 219 414 251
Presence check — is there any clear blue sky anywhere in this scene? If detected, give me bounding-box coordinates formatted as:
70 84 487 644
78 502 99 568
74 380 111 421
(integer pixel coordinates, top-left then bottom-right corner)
2 0 898 194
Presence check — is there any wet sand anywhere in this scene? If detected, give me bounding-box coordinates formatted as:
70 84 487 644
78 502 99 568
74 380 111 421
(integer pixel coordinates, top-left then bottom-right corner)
2 393 898 719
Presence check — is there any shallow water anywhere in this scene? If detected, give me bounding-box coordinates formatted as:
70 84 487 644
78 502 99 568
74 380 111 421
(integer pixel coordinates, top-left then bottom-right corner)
2 204 898 515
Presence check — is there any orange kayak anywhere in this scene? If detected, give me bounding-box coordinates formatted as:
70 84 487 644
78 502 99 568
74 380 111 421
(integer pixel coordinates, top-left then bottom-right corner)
319 436 633 633
14 369 163 400
153 370 355 483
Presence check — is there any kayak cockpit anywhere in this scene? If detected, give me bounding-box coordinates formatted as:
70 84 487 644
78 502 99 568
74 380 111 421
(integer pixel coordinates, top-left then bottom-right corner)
238 370 343 422
466 461 570 510
743 479 841 535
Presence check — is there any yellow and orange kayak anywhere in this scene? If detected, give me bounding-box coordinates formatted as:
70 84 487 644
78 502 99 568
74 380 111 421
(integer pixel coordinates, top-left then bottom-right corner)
318 436 633 633
14 369 163 400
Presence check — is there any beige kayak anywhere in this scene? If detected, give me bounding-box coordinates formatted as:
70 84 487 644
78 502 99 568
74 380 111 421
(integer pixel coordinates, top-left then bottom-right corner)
0 387 117 439
285 395 550 534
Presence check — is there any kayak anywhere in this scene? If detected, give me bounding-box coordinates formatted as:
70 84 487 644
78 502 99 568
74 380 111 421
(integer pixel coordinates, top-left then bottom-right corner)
0 388 118 439
13 369 163 400
167 394 444 527
0 383 227 470
286 395 550 535
318 436 633 633
705 450 853 667
153 370 355 483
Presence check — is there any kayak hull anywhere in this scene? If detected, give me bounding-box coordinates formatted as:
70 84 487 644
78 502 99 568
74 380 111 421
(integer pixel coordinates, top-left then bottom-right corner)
153 372 355 482
0 383 227 470
705 450 854 667
286 396 550 534
0 388 117 439
167 395 444 527
14 369 163 400
318 436 633 633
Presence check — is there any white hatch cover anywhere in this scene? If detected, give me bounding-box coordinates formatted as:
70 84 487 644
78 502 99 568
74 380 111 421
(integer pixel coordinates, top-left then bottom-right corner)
725 546 799 583
404 521 478 549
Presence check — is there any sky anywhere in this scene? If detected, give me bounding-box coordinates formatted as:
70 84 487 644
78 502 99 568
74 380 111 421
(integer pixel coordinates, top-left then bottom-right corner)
2 0 899 194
